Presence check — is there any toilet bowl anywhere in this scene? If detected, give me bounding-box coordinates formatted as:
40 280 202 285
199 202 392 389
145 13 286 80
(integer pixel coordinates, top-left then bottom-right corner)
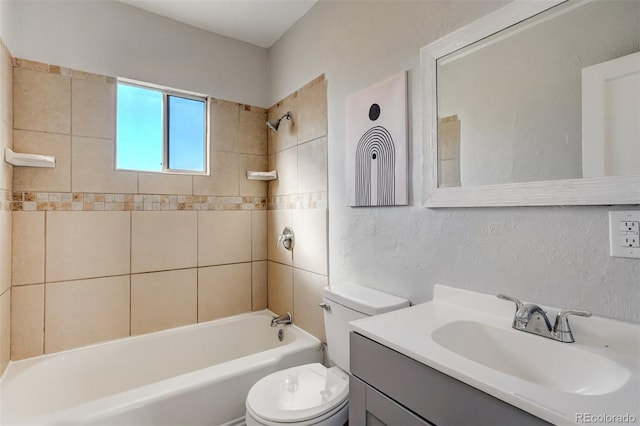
245 283 409 425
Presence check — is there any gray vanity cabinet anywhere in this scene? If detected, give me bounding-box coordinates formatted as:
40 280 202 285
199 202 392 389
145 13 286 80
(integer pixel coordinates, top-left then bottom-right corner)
349 332 551 426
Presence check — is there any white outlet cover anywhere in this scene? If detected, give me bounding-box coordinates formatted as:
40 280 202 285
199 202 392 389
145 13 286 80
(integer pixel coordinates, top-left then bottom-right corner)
609 211 640 259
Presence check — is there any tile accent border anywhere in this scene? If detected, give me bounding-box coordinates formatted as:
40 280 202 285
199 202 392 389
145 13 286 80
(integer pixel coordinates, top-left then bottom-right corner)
1 190 11 211
10 191 327 211
268 192 327 210
11 192 267 212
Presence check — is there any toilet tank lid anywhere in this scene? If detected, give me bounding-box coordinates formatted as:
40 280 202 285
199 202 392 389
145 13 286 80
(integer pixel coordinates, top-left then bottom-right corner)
323 283 409 315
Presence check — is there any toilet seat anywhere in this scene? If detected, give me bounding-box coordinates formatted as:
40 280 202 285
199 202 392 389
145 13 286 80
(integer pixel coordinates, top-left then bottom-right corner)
246 363 349 424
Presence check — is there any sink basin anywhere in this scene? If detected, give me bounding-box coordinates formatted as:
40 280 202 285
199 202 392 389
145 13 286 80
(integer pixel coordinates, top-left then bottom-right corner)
431 320 629 395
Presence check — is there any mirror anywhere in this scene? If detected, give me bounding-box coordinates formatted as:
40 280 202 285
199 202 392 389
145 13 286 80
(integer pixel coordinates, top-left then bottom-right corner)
421 0 640 207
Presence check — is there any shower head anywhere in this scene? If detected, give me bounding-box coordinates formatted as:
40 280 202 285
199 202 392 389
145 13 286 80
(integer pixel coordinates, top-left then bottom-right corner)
266 111 292 133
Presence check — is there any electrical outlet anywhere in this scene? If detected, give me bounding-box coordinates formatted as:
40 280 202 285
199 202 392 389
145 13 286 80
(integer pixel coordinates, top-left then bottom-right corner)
609 211 640 258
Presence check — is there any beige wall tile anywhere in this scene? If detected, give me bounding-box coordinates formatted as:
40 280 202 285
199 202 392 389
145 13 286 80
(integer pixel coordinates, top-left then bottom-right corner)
268 95 298 154
46 211 130 282
0 289 9 374
0 48 12 126
293 269 327 342
252 210 267 261
131 269 197 335
239 154 268 197
72 136 138 193
12 212 45 286
0 211 11 294
45 276 130 353
210 99 239 153
198 211 251 266
198 263 251 322
267 261 292 316
252 261 267 311
11 284 44 360
132 211 197 273
267 154 276 196
292 209 328 275
272 146 297 196
14 68 70 134
267 209 293 266
298 79 327 144
0 51 12 189
138 172 193 195
13 130 71 192
238 107 267 155
193 151 238 196
71 78 115 139
298 137 327 194
0 121 12 191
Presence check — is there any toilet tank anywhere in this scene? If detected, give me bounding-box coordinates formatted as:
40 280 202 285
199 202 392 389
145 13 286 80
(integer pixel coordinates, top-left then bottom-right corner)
322 282 409 372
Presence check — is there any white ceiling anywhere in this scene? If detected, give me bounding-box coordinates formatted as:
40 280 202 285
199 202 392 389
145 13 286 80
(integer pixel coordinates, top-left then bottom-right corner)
119 0 318 48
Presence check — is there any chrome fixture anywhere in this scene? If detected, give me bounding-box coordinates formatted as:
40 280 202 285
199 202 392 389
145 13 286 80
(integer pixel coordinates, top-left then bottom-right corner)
318 303 331 312
266 111 292 133
276 226 295 251
271 312 292 327
498 294 591 343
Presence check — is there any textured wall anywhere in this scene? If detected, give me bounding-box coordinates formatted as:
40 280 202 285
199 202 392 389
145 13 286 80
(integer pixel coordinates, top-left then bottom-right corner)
268 0 640 323
1 0 270 108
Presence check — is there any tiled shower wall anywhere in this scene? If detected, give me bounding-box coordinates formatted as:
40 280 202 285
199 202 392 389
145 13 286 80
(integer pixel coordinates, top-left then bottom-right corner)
0 38 14 374
266 76 329 342
9 58 270 359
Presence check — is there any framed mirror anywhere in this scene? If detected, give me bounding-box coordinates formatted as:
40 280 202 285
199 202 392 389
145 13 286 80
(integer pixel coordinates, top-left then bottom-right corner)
421 0 640 207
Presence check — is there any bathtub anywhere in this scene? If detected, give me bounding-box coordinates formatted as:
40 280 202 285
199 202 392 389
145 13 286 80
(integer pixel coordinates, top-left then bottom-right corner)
0 310 322 426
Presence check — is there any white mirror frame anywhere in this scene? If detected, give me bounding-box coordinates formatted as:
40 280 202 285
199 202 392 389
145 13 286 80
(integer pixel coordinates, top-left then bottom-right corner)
421 0 640 207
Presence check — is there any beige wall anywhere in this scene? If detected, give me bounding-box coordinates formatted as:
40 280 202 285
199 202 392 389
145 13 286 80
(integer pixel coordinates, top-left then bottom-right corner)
266 76 328 342
0 38 13 374
10 58 269 359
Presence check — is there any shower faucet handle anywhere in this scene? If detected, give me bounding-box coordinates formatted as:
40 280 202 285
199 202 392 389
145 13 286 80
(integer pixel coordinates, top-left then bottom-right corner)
275 226 295 251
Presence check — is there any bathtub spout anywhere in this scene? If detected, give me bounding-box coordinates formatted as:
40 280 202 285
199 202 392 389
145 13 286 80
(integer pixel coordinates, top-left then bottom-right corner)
271 312 292 327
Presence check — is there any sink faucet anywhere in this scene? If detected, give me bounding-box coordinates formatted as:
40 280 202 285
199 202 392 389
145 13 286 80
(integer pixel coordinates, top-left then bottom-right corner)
271 312 292 327
497 294 591 343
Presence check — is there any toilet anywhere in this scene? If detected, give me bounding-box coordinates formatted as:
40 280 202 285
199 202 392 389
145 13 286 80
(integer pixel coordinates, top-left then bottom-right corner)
245 282 409 426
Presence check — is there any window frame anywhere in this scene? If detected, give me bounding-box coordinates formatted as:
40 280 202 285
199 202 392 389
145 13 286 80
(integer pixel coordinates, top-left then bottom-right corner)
115 78 210 175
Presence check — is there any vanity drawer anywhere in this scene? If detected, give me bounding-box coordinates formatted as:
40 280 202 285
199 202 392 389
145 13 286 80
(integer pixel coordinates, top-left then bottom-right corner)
350 332 550 426
350 375 433 426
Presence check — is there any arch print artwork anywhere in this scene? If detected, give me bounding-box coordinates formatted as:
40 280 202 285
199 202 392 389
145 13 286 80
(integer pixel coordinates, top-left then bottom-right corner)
346 72 408 207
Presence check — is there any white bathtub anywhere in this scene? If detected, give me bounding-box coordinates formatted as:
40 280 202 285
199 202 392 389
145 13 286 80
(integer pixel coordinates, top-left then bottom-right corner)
0 310 322 426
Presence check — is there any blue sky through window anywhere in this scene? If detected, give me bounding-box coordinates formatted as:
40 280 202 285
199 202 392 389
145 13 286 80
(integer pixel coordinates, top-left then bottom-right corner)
116 83 206 173
116 84 163 172
168 96 205 172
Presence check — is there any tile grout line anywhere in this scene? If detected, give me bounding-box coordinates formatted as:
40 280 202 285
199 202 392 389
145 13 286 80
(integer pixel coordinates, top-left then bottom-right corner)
129 210 132 337
196 210 199 323
42 211 47 355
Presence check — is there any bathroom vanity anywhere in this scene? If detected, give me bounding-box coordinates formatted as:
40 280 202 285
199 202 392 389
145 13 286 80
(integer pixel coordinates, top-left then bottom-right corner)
349 332 548 425
348 285 640 426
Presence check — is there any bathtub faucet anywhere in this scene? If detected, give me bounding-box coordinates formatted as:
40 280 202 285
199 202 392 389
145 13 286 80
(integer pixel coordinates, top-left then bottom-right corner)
271 312 292 327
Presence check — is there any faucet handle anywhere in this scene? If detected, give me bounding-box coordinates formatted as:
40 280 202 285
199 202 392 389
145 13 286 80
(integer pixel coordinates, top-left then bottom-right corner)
497 294 524 311
553 309 592 342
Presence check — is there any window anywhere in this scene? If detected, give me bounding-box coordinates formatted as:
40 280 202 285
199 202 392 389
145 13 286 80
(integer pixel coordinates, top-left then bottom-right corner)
116 80 208 174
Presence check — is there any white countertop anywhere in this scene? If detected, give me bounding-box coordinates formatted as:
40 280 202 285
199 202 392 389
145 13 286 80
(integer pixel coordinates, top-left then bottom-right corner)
350 285 640 426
